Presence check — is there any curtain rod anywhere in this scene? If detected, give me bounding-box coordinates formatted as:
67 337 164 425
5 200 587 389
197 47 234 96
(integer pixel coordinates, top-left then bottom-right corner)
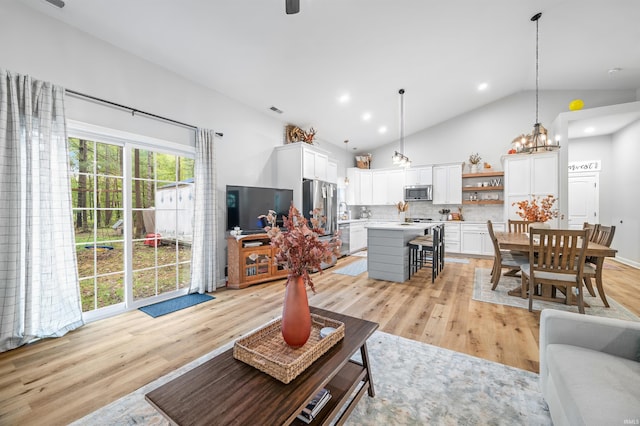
65 89 223 138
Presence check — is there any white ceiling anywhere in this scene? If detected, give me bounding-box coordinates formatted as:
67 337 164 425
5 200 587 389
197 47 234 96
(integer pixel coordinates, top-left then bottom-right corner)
568 110 640 139
22 0 640 151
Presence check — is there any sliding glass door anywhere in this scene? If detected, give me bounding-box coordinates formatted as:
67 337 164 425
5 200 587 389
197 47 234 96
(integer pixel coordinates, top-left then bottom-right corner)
69 128 194 320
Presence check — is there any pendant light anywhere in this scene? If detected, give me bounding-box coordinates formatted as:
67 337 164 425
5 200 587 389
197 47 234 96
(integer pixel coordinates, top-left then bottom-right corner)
526 12 559 153
392 89 411 167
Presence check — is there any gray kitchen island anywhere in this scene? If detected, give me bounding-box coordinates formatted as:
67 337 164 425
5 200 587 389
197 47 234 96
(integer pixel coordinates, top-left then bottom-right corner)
366 222 433 282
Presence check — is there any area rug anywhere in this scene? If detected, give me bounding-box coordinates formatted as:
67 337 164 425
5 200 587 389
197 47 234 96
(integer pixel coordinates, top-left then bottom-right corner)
332 259 368 276
472 268 639 321
71 331 551 425
138 293 215 318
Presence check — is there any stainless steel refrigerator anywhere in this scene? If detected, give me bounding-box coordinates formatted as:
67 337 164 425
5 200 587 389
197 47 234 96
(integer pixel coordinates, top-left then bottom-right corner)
302 179 337 269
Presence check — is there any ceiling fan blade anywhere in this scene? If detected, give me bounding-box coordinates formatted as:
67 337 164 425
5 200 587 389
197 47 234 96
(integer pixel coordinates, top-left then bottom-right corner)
286 0 300 14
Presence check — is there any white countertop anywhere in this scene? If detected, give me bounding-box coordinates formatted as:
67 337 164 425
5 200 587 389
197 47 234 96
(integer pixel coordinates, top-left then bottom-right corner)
365 222 434 231
337 218 370 224
338 219 499 226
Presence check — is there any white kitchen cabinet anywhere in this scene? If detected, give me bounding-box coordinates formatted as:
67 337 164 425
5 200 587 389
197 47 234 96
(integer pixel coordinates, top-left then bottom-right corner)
460 222 504 255
404 166 433 186
350 221 367 252
371 171 387 205
443 222 461 253
360 170 372 205
433 163 462 205
371 169 405 205
327 160 338 184
345 168 372 205
302 148 328 181
503 152 558 221
387 169 405 204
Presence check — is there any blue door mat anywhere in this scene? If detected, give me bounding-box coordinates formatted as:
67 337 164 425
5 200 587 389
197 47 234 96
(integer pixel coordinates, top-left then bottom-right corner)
139 294 215 318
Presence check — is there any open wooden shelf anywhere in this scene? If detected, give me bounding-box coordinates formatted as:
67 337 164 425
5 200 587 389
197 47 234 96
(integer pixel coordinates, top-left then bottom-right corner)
291 360 368 425
462 171 504 178
462 186 504 192
462 200 504 205
462 171 504 204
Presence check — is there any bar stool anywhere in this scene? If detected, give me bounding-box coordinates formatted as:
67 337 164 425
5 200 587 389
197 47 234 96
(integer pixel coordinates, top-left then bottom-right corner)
408 225 441 283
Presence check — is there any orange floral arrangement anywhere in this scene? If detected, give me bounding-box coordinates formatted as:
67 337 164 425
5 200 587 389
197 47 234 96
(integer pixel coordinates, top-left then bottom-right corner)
259 204 341 292
512 195 563 222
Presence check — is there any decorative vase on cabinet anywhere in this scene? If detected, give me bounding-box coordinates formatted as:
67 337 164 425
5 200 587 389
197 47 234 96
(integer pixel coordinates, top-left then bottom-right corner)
281 275 312 348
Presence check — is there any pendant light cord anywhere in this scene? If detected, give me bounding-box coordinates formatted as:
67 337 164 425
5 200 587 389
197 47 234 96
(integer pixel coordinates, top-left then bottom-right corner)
536 19 540 123
399 88 405 153
531 13 542 124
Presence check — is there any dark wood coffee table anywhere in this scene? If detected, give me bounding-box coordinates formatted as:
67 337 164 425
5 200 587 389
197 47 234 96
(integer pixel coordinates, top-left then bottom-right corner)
145 307 379 425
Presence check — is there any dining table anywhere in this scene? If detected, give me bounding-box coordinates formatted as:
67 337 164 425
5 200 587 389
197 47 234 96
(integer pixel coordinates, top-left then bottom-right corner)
495 231 618 307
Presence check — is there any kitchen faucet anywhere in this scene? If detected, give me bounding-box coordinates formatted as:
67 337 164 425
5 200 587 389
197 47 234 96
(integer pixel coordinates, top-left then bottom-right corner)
338 202 349 219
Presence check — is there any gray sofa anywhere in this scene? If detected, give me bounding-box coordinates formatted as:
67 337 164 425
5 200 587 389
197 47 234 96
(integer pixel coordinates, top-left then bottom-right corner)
539 309 640 425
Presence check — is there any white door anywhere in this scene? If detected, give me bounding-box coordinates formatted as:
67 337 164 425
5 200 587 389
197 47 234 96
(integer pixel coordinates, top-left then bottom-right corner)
568 173 599 229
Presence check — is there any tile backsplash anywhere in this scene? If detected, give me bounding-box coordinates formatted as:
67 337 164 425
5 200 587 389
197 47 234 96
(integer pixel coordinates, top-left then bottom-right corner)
351 202 504 223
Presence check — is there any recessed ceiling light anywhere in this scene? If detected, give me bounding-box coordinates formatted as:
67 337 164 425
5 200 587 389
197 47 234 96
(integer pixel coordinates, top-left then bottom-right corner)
338 93 350 104
378 126 387 134
362 112 372 121
478 82 489 91
584 127 595 134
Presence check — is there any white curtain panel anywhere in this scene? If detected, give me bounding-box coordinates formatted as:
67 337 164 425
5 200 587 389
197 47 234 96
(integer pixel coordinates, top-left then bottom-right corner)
0 69 84 352
189 128 217 293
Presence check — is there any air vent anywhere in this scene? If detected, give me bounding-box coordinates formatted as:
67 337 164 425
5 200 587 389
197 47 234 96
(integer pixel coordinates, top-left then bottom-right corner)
269 106 284 114
45 0 66 8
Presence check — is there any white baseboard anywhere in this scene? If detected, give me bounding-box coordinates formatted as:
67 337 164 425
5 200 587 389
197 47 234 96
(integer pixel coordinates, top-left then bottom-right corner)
611 257 640 270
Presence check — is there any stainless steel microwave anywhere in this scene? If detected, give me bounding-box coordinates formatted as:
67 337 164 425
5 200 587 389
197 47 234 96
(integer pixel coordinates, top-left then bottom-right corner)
404 185 432 201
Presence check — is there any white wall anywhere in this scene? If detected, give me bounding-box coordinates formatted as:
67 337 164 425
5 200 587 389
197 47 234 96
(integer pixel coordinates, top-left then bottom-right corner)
369 90 637 170
568 135 614 226
611 120 640 266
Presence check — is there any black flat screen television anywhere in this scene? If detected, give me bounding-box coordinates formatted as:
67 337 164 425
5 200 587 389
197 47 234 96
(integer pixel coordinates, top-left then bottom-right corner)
226 185 294 233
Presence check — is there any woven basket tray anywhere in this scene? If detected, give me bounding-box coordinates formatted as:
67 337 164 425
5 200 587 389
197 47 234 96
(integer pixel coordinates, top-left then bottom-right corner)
233 314 345 384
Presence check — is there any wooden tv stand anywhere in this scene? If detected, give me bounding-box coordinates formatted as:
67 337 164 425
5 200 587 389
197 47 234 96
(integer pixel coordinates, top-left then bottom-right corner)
227 233 288 289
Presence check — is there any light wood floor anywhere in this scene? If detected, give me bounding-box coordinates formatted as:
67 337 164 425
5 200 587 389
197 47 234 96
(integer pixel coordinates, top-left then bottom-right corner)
1 255 638 425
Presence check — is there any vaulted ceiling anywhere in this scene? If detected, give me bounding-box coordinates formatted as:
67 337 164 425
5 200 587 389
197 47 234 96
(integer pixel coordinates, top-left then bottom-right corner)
22 0 640 151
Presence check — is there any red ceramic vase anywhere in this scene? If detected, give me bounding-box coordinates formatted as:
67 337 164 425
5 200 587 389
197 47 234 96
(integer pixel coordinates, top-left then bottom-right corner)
281 275 311 348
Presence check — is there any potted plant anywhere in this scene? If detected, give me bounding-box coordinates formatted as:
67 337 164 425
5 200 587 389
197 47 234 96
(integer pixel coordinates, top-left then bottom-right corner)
468 153 482 173
512 194 563 228
259 205 341 348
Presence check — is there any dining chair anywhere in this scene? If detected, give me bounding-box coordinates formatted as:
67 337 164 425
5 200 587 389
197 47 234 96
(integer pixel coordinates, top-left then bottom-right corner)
487 220 528 289
582 225 616 307
580 222 600 297
508 219 532 233
582 222 599 242
521 228 589 314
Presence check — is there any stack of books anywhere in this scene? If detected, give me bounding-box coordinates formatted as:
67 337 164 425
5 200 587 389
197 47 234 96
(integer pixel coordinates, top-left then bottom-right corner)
297 388 331 424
